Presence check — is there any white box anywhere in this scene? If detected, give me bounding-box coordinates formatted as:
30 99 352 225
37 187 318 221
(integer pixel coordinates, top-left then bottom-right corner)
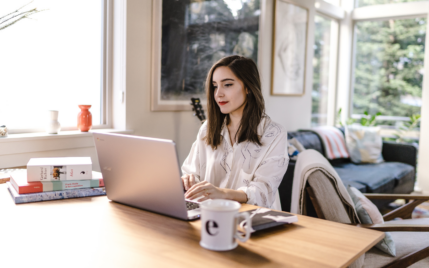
27 157 92 182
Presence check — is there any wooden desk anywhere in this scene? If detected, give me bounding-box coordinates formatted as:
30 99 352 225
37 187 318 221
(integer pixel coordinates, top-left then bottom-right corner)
0 184 383 268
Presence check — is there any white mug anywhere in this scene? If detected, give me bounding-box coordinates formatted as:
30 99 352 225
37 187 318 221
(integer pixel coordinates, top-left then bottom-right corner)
199 199 252 251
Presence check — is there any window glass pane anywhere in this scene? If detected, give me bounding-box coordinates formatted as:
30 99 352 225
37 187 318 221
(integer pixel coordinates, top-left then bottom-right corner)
358 0 427 8
0 0 102 130
353 18 426 123
161 0 260 101
312 15 334 126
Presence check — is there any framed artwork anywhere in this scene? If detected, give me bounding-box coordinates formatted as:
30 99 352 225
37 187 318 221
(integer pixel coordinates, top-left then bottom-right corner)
271 0 309 96
151 0 261 111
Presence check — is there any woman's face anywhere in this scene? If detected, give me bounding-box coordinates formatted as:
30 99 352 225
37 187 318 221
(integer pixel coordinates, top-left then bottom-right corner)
212 66 248 116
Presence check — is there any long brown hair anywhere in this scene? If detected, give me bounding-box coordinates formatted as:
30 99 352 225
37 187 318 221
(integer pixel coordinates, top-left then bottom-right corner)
205 55 265 150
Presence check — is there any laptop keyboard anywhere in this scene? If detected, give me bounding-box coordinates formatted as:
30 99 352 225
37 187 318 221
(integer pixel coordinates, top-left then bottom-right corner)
186 201 200 211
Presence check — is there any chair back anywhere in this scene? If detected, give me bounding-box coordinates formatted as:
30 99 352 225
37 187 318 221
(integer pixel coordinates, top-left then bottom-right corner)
306 170 354 224
305 170 365 268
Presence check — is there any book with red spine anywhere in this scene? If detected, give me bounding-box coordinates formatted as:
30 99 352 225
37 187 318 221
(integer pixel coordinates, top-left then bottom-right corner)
7 182 106 204
10 170 104 194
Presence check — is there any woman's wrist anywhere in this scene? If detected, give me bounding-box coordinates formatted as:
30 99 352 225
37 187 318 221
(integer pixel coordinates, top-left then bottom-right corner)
222 188 248 203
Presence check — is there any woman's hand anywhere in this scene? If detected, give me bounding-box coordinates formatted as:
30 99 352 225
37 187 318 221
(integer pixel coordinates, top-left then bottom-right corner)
185 181 226 202
181 174 198 191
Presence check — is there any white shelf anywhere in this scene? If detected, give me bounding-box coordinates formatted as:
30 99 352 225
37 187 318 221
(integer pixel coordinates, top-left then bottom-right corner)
0 129 133 143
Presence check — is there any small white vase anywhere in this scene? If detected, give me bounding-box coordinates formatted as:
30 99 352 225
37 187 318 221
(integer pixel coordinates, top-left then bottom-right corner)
47 110 61 134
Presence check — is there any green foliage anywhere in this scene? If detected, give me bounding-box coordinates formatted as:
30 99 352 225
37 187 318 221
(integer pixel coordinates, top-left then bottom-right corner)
390 114 421 143
346 118 357 126
353 16 425 123
336 108 381 127
336 108 343 127
360 111 382 126
353 12 423 144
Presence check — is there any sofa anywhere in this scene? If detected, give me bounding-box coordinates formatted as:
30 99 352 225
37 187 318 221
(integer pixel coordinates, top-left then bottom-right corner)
279 130 418 212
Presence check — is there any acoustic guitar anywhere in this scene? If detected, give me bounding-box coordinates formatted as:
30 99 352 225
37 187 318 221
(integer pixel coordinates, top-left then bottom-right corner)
190 98 206 124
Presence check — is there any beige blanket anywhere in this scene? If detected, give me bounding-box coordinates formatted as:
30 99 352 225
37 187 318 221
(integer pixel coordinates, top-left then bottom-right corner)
290 149 360 223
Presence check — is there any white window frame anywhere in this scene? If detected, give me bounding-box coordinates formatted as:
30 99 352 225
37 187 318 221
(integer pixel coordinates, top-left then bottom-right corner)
7 0 113 134
313 1 343 126
352 1 429 21
315 0 345 20
102 0 114 130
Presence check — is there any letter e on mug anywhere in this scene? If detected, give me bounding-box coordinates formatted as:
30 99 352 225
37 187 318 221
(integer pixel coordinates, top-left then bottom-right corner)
206 220 219 236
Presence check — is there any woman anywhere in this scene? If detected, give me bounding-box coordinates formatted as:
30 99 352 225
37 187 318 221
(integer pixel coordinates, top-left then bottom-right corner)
182 55 289 209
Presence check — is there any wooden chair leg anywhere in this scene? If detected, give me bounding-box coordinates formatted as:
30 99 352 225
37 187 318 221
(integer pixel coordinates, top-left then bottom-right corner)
383 245 429 268
306 186 325 220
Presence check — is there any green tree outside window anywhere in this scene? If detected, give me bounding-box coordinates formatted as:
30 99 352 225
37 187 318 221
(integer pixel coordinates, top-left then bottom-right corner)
353 17 426 126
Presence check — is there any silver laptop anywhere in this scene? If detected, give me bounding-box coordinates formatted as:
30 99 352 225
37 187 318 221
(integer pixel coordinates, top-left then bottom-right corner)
93 132 201 220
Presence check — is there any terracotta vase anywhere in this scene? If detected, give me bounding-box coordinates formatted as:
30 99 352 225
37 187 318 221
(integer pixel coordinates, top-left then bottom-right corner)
77 105 92 132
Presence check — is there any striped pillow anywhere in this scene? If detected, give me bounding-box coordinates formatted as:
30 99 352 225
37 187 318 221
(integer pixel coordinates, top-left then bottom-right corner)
312 126 350 160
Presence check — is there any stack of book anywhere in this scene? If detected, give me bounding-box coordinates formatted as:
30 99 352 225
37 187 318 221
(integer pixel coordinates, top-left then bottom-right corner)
6 157 106 204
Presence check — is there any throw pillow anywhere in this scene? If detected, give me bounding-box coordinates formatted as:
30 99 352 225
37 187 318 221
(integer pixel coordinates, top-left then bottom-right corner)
288 138 305 161
347 186 396 257
345 125 384 164
311 126 350 160
289 138 306 152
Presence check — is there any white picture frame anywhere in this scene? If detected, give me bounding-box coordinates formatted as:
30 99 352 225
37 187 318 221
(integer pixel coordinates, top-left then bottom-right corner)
271 0 309 96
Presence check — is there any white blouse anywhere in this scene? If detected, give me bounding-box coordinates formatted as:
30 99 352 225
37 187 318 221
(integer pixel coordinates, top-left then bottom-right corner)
181 116 289 209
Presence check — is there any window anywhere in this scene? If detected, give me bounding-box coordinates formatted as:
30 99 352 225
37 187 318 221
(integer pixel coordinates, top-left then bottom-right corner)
312 15 338 126
352 17 426 126
357 0 427 8
0 0 105 132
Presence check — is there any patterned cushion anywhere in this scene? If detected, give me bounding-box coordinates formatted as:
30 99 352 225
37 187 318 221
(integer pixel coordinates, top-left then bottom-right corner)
289 131 324 155
345 125 384 164
288 141 299 160
287 138 306 161
289 137 306 152
347 186 396 257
